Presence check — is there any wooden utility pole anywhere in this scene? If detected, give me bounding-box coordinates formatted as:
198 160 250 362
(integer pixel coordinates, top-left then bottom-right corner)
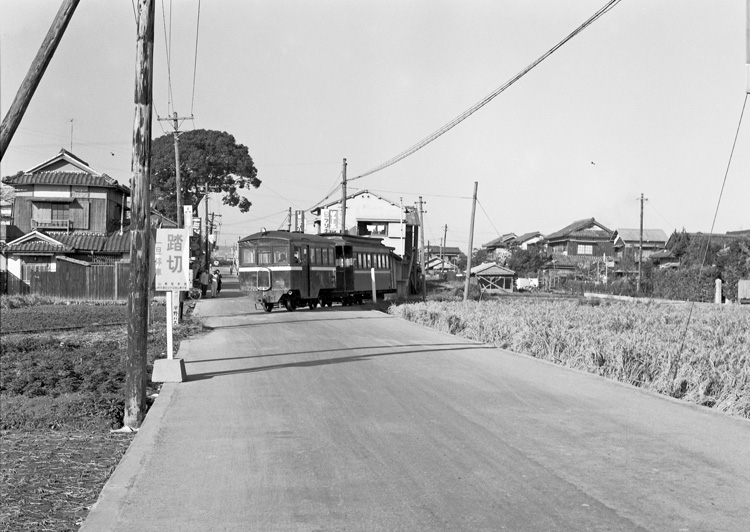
124 0 155 430
157 112 192 227
288 207 292 231
341 158 347 234
441 224 447 269
637 193 647 294
0 0 80 159
747 0 750 93
418 197 426 300
204 183 210 269
463 182 478 302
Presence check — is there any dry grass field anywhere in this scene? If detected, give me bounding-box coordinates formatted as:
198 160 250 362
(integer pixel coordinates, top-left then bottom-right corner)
389 297 750 419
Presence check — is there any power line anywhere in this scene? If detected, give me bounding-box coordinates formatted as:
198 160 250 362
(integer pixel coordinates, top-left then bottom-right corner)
673 92 749 391
160 0 174 115
190 0 201 115
350 0 622 183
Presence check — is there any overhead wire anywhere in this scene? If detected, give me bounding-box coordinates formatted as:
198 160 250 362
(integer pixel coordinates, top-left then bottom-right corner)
672 92 749 391
160 0 174 115
349 0 622 183
190 0 201 115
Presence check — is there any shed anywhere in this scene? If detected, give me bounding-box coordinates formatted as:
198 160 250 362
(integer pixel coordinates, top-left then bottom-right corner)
470 262 515 292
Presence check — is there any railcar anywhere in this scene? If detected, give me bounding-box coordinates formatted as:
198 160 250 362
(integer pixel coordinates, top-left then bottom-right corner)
320 233 396 306
237 231 337 312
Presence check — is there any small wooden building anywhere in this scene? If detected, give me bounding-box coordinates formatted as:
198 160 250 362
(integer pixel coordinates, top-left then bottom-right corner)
470 262 515 292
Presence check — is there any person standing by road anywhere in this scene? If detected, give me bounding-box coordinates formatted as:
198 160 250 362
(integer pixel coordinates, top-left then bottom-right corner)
210 271 218 298
215 269 222 294
199 270 209 298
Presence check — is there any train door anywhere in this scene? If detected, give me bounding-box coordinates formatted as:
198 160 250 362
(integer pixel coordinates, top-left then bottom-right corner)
294 244 311 298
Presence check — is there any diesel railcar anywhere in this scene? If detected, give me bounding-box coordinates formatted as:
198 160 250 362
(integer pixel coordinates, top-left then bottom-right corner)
238 231 395 311
238 231 337 312
321 233 396 306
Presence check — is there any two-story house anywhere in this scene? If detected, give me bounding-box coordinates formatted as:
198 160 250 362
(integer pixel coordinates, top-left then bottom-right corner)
1 149 131 285
610 228 667 266
544 218 613 258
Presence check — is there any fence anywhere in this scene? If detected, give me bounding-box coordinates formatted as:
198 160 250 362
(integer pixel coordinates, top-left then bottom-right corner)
3 260 130 301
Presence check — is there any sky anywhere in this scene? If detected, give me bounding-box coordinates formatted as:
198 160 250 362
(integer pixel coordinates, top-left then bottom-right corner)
2 0 749 253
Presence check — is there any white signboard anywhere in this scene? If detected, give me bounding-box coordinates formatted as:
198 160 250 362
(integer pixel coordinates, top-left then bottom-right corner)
154 228 190 291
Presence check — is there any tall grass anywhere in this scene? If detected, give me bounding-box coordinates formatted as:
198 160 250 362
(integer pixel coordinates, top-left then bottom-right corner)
389 299 750 418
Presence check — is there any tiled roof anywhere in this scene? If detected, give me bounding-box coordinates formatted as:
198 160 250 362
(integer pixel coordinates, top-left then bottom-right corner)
5 239 71 253
2 171 129 192
545 218 612 241
5 231 131 254
102 232 131 253
470 262 515 276
613 228 668 243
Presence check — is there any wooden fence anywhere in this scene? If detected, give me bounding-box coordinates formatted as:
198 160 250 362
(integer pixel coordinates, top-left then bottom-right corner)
3 260 130 301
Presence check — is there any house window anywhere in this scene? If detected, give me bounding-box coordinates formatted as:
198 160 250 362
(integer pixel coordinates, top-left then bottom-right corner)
577 244 593 255
358 221 388 236
50 203 69 221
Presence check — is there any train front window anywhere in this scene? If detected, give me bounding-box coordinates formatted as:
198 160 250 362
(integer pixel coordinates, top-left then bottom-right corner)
240 247 256 265
257 248 272 264
273 247 288 264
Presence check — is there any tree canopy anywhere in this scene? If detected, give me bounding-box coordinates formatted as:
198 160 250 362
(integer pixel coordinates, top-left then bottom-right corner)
150 129 261 221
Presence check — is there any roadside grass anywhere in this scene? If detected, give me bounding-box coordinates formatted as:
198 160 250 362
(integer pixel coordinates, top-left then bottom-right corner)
389 298 750 419
0 300 204 532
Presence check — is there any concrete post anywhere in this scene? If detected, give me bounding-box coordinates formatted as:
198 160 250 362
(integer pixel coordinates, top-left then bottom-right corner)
715 278 722 304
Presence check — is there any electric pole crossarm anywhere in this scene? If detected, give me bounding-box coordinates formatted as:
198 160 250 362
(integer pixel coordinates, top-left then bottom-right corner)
157 113 193 228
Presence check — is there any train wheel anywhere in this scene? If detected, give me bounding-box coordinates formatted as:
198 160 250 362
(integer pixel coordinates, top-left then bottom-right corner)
263 302 273 313
284 298 296 312
308 301 317 310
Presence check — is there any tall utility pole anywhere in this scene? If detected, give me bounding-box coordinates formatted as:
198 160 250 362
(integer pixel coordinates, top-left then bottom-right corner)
418 197 426 300
288 207 292 231
125 0 155 430
204 183 210 269
441 224 447 269
637 193 647 294
341 158 347 234
0 0 80 159
463 182 478 302
157 112 192 227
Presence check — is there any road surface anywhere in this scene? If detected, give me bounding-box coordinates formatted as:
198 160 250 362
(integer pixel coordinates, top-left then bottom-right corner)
82 279 750 531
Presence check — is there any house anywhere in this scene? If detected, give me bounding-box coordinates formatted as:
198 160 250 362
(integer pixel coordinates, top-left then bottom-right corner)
611 228 668 263
309 189 419 259
482 233 516 262
1 149 133 289
482 231 543 263
649 249 679 269
426 244 462 265
543 218 613 259
425 255 458 274
514 231 544 250
469 262 515 292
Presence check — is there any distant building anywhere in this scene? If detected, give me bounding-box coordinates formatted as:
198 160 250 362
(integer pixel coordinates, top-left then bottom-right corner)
1 149 132 287
544 218 613 259
611 228 668 262
309 189 419 259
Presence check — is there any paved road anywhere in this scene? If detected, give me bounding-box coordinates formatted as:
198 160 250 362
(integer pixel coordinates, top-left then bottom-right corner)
82 277 750 531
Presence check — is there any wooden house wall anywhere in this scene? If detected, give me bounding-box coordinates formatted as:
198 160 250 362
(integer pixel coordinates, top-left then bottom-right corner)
7 260 131 300
12 198 33 232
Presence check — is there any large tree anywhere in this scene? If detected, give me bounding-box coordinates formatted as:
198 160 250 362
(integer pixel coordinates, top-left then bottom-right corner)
150 129 261 221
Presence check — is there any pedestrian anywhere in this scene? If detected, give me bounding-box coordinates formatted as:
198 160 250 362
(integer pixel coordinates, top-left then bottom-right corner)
229 264 233 275
199 269 209 298
215 269 222 294
211 271 218 298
